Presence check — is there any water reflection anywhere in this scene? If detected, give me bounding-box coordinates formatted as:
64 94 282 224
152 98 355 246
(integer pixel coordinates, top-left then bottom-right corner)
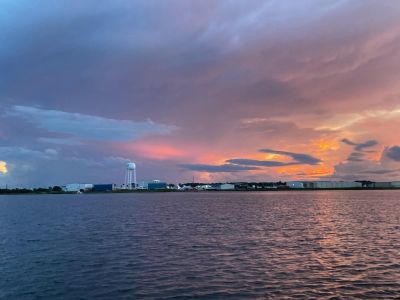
0 191 400 299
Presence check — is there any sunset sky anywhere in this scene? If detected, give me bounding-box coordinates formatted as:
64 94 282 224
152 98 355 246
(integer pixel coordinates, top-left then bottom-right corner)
1 0 400 187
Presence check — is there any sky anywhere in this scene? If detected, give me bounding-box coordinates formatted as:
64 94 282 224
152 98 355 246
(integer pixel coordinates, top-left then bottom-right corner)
1 0 400 187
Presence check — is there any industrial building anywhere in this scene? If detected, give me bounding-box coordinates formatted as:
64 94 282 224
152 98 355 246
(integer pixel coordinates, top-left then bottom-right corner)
92 184 116 192
148 180 167 190
139 180 167 190
219 183 235 190
63 184 93 192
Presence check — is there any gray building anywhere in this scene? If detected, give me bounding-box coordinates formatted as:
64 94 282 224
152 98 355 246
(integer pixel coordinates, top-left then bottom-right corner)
373 182 392 188
391 181 400 188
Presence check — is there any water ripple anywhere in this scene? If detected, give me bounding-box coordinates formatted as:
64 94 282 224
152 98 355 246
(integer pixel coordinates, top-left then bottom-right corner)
1 190 400 299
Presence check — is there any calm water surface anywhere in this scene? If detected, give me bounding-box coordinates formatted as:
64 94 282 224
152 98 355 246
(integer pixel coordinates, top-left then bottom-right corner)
1 191 400 299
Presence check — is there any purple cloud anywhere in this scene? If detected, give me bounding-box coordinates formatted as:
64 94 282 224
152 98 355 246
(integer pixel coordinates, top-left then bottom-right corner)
341 139 378 152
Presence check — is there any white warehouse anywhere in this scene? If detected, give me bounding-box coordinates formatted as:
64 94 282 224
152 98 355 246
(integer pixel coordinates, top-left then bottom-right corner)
63 184 93 192
219 183 235 190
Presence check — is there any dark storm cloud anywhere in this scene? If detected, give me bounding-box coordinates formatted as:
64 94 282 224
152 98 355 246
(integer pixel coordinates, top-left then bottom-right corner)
341 138 378 163
341 138 379 163
384 146 400 161
347 152 365 162
180 164 260 173
258 149 322 165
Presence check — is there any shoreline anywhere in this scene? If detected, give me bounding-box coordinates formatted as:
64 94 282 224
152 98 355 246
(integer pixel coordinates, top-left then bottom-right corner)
1 187 400 195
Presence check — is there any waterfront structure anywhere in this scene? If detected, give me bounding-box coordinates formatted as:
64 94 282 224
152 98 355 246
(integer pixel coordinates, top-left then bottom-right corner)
148 180 167 190
139 180 156 189
57 179 400 194
139 180 167 190
93 184 115 192
137 181 147 189
125 162 137 189
64 183 93 192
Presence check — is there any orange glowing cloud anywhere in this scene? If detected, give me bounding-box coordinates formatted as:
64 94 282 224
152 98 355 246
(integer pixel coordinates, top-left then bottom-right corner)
315 140 340 152
276 164 334 179
0 161 8 174
129 142 185 160
263 153 286 161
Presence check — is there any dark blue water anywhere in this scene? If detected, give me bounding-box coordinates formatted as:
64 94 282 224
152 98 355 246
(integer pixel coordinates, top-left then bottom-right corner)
1 191 400 299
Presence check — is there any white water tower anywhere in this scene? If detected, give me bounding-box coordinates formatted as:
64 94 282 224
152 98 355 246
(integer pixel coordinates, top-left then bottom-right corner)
125 162 137 189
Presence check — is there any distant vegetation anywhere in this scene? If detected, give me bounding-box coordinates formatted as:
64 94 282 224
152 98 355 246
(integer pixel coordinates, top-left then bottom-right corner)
0 186 65 194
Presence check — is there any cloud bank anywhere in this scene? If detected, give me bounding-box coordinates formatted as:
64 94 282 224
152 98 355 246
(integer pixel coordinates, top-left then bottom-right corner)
8 106 176 141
